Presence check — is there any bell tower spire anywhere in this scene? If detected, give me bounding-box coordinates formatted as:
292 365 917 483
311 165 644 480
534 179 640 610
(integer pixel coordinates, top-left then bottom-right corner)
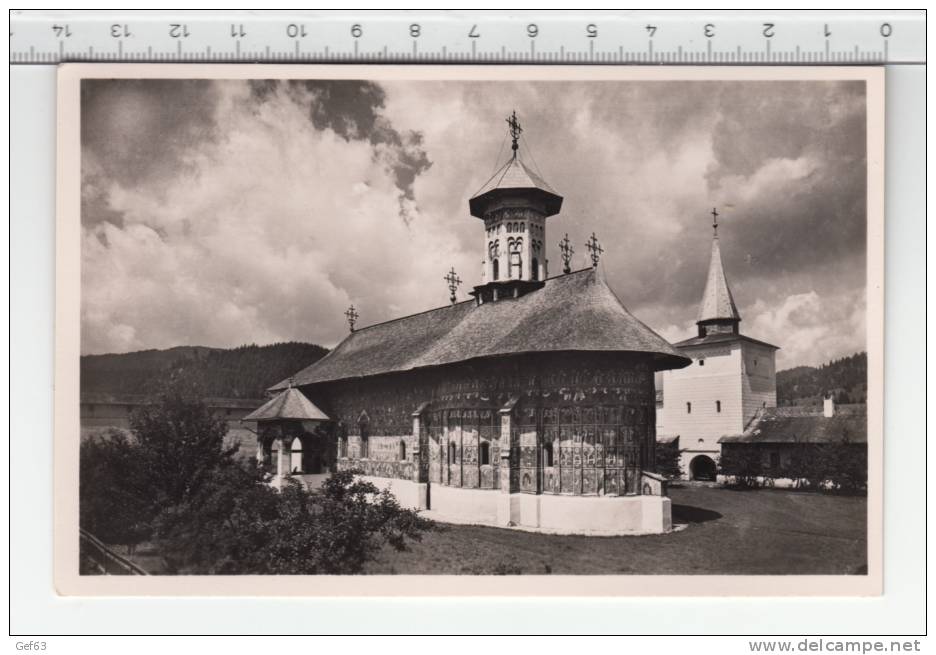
696 208 741 337
468 112 563 304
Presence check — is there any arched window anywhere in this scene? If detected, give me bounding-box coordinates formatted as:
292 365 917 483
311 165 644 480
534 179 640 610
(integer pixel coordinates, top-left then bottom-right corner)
400 440 407 461
449 442 457 464
361 434 369 459
480 442 490 465
531 258 539 281
716 400 722 413
544 441 554 467
686 402 692 414
509 252 521 279
492 258 499 281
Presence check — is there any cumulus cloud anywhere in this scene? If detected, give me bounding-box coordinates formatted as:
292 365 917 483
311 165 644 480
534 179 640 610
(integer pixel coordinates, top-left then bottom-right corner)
81 78 868 369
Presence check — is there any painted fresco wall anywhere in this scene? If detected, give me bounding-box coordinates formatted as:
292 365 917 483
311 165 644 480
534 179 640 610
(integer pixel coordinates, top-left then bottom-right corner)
305 351 657 497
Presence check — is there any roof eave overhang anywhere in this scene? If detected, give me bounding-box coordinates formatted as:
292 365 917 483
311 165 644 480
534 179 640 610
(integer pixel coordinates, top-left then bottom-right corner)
469 187 563 218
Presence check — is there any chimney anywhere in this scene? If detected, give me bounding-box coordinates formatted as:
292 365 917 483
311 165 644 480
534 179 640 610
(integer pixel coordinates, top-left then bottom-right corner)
823 395 835 418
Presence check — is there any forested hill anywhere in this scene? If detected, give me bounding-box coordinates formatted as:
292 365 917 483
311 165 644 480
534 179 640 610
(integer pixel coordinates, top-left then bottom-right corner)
776 352 867 407
81 342 328 399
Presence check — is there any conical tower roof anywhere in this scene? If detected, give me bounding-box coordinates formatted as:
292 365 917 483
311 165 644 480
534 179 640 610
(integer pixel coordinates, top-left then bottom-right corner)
697 235 741 324
243 386 330 422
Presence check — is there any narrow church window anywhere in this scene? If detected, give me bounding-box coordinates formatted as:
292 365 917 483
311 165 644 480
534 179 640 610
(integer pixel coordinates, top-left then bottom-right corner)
492 258 499 280
480 442 490 465
531 258 539 281
716 400 722 413
361 435 369 459
544 442 554 467
400 440 407 461
686 402 692 414
510 252 522 279
449 442 457 464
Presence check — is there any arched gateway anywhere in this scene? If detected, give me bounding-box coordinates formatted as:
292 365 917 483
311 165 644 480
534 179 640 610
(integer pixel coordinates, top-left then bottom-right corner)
690 455 717 481
251 113 691 535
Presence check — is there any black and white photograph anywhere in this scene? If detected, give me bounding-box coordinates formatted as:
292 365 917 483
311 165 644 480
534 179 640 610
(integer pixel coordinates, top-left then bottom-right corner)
56 65 884 595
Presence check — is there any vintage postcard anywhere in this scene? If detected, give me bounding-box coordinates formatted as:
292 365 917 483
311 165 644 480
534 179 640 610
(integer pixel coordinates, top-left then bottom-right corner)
55 64 884 596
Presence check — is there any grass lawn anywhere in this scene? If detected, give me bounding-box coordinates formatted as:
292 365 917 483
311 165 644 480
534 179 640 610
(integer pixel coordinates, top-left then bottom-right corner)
366 485 867 575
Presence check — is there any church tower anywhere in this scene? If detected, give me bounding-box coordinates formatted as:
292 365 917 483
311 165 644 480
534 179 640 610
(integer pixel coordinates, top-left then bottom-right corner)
660 210 779 481
696 209 741 337
469 112 563 304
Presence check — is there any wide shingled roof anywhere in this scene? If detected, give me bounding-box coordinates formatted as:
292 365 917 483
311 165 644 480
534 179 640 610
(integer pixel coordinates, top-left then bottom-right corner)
272 268 690 390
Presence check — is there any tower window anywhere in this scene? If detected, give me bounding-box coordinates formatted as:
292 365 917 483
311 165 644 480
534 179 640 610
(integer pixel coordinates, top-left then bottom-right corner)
699 359 705 366
531 258 539 281
449 442 457 465
509 252 522 279
400 440 407 461
686 402 692 414
492 258 499 281
480 442 490 466
716 400 722 413
544 441 554 467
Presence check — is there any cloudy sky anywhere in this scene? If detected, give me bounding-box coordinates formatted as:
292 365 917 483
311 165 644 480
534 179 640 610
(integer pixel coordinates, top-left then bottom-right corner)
80 77 867 369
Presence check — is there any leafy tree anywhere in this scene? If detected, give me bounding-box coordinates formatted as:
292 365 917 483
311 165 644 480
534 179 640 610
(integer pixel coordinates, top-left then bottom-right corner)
129 391 239 507
718 447 763 489
153 468 434 574
153 463 281 574
654 440 683 479
79 430 155 552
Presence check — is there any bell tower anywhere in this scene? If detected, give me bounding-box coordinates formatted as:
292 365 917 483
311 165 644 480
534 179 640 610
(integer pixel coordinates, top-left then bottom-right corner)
469 111 563 304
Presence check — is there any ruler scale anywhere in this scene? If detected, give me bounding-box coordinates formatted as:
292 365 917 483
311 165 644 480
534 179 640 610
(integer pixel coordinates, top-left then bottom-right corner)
9 10 925 65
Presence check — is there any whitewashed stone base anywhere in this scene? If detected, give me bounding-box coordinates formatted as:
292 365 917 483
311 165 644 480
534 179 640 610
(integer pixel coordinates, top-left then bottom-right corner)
372 477 671 535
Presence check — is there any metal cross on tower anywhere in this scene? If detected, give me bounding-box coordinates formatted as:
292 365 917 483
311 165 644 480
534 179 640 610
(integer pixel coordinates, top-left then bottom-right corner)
559 233 575 274
444 267 462 304
344 304 359 332
585 232 603 268
711 207 719 235
506 110 522 154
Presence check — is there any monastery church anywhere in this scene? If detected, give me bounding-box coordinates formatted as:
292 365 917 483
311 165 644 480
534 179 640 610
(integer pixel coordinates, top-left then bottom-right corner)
244 112 773 534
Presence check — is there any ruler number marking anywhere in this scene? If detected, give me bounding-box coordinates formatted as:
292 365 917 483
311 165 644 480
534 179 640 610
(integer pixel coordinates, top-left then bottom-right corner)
351 24 362 38
169 24 190 38
586 24 597 38
52 24 72 38
410 24 421 38
704 23 715 38
110 24 131 38
762 23 775 38
468 24 480 38
645 25 657 38
824 24 831 37
287 24 307 38
231 24 246 38
880 23 892 37
527 24 538 38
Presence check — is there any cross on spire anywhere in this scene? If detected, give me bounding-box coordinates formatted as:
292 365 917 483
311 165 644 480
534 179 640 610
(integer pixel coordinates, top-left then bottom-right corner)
711 207 719 235
344 304 359 332
506 110 522 155
585 232 603 268
559 233 575 274
444 267 462 304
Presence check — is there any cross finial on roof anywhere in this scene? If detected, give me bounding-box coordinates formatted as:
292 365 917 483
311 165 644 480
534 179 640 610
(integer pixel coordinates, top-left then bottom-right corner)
287 376 295 389
585 232 603 268
345 304 359 332
506 110 522 155
559 233 575 274
444 267 462 304
711 207 719 236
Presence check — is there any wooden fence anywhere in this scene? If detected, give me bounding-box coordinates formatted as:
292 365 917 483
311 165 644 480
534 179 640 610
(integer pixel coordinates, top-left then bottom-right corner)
79 528 149 575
